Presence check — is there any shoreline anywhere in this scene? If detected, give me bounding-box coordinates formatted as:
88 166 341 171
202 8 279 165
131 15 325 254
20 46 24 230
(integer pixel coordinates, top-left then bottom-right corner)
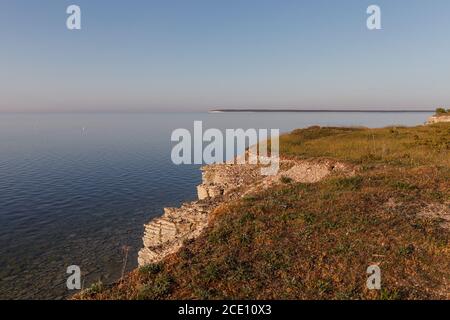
209 109 435 113
138 155 358 267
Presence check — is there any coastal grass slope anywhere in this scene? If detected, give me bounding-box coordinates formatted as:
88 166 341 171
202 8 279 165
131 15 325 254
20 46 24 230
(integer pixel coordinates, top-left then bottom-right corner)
77 123 449 300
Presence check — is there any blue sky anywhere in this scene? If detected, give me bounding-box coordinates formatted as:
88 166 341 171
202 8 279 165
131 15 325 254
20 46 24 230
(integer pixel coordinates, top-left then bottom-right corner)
1 0 449 112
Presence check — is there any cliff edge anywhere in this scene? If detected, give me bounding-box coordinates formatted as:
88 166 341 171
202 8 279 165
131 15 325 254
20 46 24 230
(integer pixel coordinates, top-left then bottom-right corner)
427 114 450 125
138 156 357 267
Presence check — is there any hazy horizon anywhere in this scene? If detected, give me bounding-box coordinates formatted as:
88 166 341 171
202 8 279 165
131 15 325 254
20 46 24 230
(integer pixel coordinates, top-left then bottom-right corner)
0 107 438 114
1 0 450 112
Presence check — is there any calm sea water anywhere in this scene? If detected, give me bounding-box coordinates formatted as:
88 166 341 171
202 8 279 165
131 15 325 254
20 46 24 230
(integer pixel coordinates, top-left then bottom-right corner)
0 112 432 299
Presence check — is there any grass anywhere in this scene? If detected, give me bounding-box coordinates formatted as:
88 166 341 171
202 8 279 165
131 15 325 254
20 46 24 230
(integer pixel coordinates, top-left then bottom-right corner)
136 274 173 300
279 124 449 167
75 123 450 300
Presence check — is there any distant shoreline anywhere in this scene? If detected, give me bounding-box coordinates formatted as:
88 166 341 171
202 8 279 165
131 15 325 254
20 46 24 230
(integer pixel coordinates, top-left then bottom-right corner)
210 109 434 113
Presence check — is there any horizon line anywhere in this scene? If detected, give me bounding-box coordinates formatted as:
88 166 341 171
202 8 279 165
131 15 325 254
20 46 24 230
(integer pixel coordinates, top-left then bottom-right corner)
0 108 438 114
210 108 436 113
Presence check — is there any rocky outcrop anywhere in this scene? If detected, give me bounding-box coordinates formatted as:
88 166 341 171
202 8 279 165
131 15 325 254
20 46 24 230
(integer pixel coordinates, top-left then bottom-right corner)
138 157 358 267
418 202 450 230
427 115 450 124
138 202 212 266
197 162 262 200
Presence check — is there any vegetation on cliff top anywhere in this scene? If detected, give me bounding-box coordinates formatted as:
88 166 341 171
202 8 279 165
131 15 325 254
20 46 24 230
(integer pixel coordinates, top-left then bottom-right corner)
435 108 450 117
77 123 449 300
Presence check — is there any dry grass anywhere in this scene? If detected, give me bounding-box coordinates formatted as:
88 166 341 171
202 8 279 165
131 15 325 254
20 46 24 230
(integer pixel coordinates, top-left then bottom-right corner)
76 123 450 300
280 124 450 168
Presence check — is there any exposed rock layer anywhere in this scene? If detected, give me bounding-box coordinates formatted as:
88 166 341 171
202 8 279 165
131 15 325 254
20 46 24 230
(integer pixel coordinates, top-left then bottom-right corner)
138 157 358 266
427 115 450 124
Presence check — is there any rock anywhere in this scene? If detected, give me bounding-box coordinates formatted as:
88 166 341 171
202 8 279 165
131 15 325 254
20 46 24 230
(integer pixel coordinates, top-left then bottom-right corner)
280 162 331 183
138 200 210 266
418 202 450 230
197 185 209 200
426 115 450 124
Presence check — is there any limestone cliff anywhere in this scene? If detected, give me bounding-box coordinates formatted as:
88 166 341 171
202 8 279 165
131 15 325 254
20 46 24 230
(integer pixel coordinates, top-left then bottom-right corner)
138 156 358 267
427 114 450 124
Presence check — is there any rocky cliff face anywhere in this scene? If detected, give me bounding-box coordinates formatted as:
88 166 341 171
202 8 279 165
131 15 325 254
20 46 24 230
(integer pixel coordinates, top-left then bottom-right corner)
427 115 450 124
138 156 358 267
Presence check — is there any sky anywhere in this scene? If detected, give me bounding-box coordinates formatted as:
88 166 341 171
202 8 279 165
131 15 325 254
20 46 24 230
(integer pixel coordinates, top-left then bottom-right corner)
0 0 449 112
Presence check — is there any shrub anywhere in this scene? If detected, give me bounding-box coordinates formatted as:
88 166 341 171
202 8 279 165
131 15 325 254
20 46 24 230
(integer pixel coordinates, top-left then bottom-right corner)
203 264 221 282
331 176 364 191
280 176 293 184
138 263 163 275
137 274 173 299
80 281 104 297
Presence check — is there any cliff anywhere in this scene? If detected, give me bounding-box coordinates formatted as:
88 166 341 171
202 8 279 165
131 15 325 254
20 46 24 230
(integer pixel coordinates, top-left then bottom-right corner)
138 156 358 266
427 114 450 124
77 124 449 300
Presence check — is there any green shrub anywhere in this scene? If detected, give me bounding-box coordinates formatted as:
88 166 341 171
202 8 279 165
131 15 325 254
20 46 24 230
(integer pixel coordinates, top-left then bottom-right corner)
139 263 163 275
392 181 418 191
280 176 293 184
83 281 104 296
137 274 173 299
331 176 364 191
203 264 221 282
